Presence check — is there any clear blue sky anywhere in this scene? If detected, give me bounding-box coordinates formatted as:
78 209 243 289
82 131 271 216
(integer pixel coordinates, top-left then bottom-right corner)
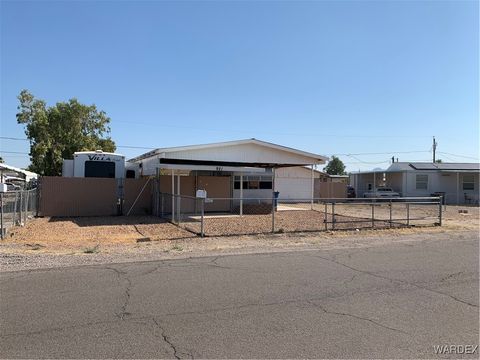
1 0 478 172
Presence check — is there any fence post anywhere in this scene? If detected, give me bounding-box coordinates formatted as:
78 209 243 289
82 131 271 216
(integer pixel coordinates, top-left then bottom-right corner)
406 203 410 226
200 198 205 237
1 193 4 240
332 202 335 231
161 193 164 218
371 201 375 229
324 202 328 231
438 197 442 226
36 182 40 217
389 200 392 228
13 192 18 226
271 195 275 233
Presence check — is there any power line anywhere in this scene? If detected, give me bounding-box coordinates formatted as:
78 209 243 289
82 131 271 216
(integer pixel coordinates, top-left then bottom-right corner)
437 151 479 160
334 150 430 156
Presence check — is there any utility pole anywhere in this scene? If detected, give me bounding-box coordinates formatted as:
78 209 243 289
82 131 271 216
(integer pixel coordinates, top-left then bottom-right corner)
432 136 437 163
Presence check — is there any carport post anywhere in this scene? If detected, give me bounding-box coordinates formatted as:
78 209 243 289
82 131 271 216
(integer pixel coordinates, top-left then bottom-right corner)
271 193 275 233
1 193 4 239
171 170 175 222
456 172 460 204
240 173 243 217
200 198 205 237
311 164 314 210
177 174 181 223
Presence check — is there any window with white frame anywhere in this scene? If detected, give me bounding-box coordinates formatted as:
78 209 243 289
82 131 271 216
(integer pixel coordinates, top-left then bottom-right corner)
463 175 475 191
415 174 428 190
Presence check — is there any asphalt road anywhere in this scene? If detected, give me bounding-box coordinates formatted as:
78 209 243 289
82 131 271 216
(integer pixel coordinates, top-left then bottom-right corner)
1 233 478 359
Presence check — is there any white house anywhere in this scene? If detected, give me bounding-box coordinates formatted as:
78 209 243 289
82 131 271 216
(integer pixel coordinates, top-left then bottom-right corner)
350 162 480 204
0 163 38 185
128 138 328 203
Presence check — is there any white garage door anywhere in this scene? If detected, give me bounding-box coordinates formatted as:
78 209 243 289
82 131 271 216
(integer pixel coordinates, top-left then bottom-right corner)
275 178 312 200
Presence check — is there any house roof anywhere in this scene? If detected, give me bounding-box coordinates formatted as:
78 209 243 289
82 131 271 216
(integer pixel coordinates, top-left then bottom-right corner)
351 162 480 174
129 138 328 166
408 162 480 171
0 163 38 180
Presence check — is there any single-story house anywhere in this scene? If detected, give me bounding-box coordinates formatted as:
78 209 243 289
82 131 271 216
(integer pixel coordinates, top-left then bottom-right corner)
350 162 480 204
0 163 38 186
128 139 334 211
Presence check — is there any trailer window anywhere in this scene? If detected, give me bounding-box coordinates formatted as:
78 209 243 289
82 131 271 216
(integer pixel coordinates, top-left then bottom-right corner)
85 161 116 178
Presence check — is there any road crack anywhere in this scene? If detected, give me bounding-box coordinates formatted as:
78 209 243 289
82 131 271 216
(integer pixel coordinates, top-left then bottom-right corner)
152 318 193 359
312 255 479 308
306 300 409 335
105 266 133 319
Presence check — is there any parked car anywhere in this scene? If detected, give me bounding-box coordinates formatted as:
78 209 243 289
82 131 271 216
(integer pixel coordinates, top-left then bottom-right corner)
347 185 356 198
363 187 400 198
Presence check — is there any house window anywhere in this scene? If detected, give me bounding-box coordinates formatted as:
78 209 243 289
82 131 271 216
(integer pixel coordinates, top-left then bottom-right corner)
415 174 428 190
463 175 475 191
234 176 272 190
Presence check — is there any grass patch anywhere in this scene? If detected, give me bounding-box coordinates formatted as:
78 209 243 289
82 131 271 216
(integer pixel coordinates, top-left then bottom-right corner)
171 244 183 252
83 244 100 254
25 243 45 251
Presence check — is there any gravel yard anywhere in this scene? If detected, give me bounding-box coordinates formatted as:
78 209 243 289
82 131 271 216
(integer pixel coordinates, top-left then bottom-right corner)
189 209 404 237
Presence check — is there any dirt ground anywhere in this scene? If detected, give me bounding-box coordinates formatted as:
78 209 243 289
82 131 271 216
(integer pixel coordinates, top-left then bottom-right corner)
0 205 478 272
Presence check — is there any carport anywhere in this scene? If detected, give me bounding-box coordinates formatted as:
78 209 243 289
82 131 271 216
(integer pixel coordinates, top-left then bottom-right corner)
128 139 328 214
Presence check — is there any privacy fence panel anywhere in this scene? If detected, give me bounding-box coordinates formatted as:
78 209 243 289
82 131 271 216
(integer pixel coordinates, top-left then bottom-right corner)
39 177 118 217
315 181 347 198
123 178 153 215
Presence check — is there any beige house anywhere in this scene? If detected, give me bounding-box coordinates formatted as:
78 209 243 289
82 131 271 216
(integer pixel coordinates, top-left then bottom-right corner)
350 162 480 204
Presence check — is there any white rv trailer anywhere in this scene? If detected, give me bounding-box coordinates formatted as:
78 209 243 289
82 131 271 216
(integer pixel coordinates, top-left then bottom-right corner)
62 151 133 179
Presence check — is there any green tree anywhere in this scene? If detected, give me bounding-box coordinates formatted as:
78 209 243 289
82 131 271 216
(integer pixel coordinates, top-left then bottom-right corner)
0 156 4 163
16 90 116 176
323 156 346 175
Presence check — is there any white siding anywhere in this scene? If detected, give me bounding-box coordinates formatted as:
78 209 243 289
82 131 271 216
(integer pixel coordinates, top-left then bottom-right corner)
163 143 320 166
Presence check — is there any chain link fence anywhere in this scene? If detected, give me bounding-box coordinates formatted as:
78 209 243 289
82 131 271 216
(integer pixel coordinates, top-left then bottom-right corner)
156 193 442 237
1 189 38 239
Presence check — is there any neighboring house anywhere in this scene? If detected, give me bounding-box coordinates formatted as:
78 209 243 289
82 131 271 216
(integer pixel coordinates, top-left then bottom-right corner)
350 162 480 204
128 139 330 207
0 163 38 186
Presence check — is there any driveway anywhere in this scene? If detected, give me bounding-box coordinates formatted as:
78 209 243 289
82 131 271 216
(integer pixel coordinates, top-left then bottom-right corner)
1 233 478 358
